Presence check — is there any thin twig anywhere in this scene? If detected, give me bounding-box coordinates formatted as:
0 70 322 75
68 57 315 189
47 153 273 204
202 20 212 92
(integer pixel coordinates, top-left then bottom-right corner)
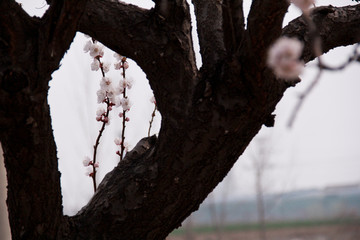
119 58 128 161
288 43 360 127
318 43 360 71
287 69 322 128
91 56 110 192
287 12 324 128
148 104 157 137
92 98 110 192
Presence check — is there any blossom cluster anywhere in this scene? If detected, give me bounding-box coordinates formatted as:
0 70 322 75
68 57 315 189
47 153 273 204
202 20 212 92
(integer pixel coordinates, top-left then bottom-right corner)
114 137 130 156
82 38 135 186
84 40 134 121
113 53 133 160
83 156 99 177
267 37 304 80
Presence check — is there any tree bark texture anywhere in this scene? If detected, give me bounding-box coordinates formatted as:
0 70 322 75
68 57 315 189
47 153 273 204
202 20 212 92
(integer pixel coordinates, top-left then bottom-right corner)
0 0 359 239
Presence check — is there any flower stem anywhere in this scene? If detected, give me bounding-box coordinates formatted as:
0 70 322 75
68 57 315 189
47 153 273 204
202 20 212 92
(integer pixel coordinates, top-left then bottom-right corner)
91 57 109 192
148 104 157 137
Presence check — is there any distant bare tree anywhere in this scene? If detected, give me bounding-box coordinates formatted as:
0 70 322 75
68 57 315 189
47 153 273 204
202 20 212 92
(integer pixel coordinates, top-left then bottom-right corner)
250 136 273 240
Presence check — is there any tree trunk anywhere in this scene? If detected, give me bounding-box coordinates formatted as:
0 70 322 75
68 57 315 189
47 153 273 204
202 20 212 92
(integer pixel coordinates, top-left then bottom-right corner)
0 0 359 239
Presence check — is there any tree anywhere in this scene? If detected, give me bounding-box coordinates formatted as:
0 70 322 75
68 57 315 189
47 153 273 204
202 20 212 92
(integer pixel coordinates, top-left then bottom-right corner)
0 0 359 239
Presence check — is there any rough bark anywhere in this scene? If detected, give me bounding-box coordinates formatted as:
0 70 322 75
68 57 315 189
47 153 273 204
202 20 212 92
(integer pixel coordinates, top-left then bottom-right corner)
283 5 360 62
0 0 359 239
247 0 290 64
0 0 88 239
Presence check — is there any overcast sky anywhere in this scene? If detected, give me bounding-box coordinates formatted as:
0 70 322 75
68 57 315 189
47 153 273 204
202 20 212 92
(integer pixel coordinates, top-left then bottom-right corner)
14 0 360 215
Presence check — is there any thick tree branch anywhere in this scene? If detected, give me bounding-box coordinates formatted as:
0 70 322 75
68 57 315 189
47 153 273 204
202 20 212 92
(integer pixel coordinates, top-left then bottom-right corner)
70 88 283 240
0 1 38 71
38 0 89 78
0 1 87 239
191 0 227 68
79 0 198 123
283 4 360 63
222 0 245 53
153 0 188 23
247 0 289 64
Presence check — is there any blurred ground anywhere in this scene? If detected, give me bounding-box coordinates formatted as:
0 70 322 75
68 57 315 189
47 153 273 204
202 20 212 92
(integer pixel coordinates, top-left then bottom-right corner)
167 223 360 240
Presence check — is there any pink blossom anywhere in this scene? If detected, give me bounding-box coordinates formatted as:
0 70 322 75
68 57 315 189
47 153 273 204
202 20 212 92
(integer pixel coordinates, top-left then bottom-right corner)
291 0 315 11
123 61 129 69
94 162 99 168
119 112 124 118
267 37 304 79
125 117 130 122
150 96 156 104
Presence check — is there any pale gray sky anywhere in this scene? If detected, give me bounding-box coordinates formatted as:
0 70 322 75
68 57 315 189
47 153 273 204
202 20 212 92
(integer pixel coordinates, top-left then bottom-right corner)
14 0 360 215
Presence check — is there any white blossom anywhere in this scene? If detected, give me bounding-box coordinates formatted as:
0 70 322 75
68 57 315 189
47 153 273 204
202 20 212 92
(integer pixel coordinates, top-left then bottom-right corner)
114 62 122 70
83 40 92 53
91 59 100 71
113 96 121 107
89 43 104 58
100 77 112 91
97 89 107 103
123 142 130 152
114 137 122 146
291 0 315 11
267 37 304 79
85 166 93 176
115 85 124 95
119 77 134 90
102 62 111 73
114 53 123 61
83 156 91 167
96 107 106 117
150 96 156 104
107 87 117 103
120 98 131 111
